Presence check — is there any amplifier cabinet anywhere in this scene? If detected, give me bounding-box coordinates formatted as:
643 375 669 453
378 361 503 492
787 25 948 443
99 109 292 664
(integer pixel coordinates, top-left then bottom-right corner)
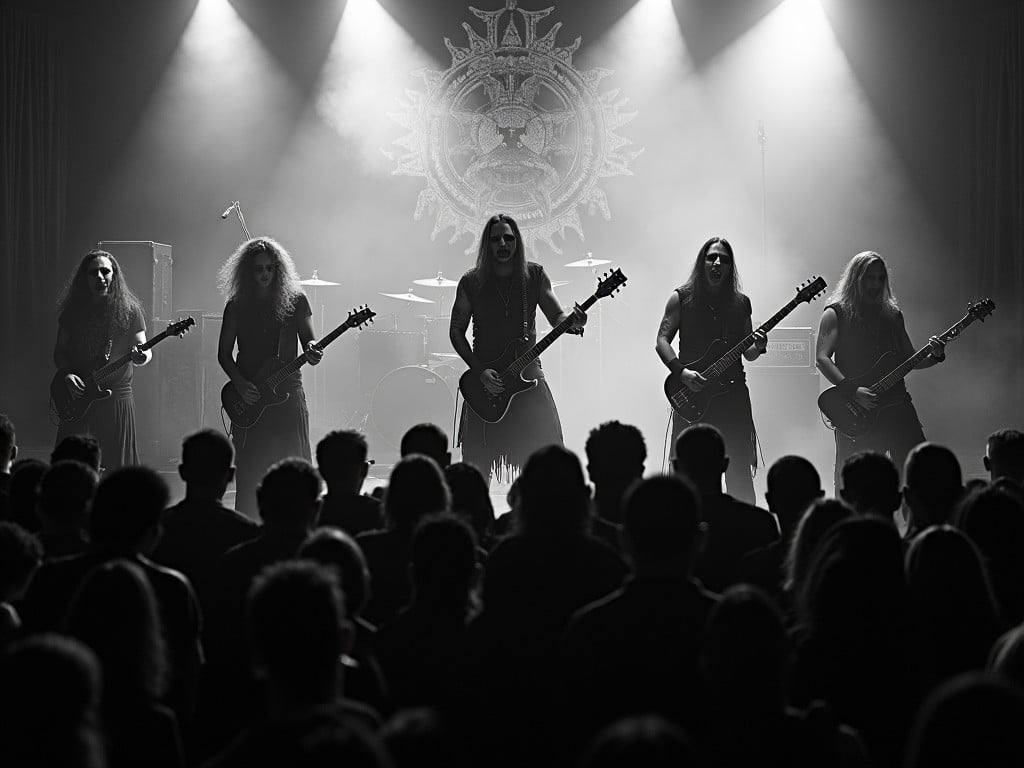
745 327 816 373
97 241 173 324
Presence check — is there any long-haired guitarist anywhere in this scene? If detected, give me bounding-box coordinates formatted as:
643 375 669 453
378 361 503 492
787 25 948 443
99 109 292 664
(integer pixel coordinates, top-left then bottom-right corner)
449 214 586 481
53 250 151 469
815 251 945 492
216 237 322 515
655 237 766 504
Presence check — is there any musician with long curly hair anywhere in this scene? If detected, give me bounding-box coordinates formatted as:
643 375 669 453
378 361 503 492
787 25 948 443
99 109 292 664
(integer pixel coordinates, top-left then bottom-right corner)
816 251 945 492
53 250 151 469
449 214 585 481
217 237 322 515
656 236 767 504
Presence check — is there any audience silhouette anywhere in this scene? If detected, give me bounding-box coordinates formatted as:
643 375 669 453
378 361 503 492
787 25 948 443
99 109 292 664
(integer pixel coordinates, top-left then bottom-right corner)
357 454 450 627
38 460 96 559
316 430 384 536
672 424 777 591
562 474 714 748
0 521 42 646
64 558 185 768
903 443 964 538
4 405 1024 768
0 633 107 768
738 455 823 601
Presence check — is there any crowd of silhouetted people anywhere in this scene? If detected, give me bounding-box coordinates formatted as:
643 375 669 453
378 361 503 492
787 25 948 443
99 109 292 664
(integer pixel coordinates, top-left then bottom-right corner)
1 409 1024 768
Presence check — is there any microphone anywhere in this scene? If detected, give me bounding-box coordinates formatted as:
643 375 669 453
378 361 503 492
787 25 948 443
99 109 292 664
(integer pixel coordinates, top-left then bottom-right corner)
757 120 766 143
220 202 236 219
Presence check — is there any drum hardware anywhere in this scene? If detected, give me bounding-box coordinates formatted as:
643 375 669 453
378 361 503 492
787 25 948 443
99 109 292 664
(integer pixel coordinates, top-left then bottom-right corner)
379 290 434 304
564 253 611 268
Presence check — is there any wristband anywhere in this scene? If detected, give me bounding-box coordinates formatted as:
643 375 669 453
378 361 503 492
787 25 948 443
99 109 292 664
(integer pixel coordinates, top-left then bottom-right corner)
669 359 684 376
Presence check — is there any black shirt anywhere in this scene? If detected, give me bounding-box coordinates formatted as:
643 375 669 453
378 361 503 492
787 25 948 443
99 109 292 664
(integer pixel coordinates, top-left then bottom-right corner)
226 294 312 389
677 289 752 383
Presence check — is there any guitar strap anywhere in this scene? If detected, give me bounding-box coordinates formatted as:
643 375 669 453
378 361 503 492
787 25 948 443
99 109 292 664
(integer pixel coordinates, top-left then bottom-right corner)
521 273 529 342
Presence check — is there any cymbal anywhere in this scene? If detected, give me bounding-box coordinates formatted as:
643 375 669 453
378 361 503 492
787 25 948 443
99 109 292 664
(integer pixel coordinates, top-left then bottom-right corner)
379 291 434 304
550 280 570 288
413 276 458 288
564 257 611 268
300 277 341 286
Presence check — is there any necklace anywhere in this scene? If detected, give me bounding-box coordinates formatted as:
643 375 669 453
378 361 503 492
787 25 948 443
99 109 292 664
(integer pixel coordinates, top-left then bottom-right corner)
496 279 514 319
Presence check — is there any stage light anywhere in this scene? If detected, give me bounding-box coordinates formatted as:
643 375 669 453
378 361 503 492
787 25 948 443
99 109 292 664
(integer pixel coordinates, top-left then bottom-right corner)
316 0 437 173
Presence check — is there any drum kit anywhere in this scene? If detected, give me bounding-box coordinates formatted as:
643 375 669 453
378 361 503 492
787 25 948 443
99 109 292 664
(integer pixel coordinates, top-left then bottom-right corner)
301 255 612 449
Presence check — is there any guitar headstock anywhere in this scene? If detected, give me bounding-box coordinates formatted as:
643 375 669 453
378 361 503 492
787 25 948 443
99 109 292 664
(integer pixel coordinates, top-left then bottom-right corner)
595 268 627 299
168 316 196 337
968 298 996 322
345 305 376 329
795 276 827 305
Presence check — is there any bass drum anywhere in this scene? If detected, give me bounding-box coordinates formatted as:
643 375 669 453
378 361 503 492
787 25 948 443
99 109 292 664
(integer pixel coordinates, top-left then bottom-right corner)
370 366 454 450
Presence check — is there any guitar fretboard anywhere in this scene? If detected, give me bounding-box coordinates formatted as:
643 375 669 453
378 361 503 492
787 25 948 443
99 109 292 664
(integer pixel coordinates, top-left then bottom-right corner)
263 316 364 390
90 329 172 385
700 296 803 380
502 294 600 378
870 313 979 395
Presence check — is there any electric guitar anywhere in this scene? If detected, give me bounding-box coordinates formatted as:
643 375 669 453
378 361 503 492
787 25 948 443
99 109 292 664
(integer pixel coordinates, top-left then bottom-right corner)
818 298 995 439
665 277 827 423
50 316 196 423
222 305 375 429
459 269 627 423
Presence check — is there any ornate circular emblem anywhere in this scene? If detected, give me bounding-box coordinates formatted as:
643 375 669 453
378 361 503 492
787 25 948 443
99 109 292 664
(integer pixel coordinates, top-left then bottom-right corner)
386 0 643 255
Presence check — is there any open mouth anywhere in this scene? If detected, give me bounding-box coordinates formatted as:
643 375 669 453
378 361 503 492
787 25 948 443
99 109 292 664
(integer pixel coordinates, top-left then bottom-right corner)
496 249 511 259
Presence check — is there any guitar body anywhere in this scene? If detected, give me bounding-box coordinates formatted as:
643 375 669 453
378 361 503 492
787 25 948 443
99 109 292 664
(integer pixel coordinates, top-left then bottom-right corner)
817 351 902 439
663 339 736 423
221 359 292 429
50 367 113 423
459 343 539 423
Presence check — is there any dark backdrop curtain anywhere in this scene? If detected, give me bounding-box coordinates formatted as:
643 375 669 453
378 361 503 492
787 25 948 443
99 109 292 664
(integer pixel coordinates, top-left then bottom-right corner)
0 5 66 440
962 6 1024 425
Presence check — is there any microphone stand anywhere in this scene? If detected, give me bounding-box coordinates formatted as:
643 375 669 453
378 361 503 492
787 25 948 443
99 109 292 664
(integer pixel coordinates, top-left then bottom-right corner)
221 201 251 240
757 121 767 262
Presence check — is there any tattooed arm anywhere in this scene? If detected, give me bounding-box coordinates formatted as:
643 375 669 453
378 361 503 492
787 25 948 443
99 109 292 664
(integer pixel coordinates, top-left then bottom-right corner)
655 292 681 371
657 291 707 392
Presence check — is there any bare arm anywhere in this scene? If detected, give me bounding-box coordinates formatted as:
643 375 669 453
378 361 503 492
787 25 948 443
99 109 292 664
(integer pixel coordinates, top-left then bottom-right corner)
296 310 324 365
741 315 769 362
449 283 483 373
815 308 845 385
901 313 944 370
538 270 586 332
130 330 152 366
538 271 566 327
297 313 316 348
655 293 681 371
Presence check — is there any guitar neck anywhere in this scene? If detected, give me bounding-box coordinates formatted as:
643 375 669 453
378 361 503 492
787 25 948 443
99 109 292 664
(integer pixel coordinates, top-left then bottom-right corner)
504 293 600 377
264 322 352 389
872 313 978 394
700 296 801 380
90 329 169 383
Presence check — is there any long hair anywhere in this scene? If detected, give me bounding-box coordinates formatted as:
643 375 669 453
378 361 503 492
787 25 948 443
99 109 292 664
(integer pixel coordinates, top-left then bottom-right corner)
217 236 304 323
473 213 529 286
56 250 144 339
679 236 743 308
827 250 899 320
